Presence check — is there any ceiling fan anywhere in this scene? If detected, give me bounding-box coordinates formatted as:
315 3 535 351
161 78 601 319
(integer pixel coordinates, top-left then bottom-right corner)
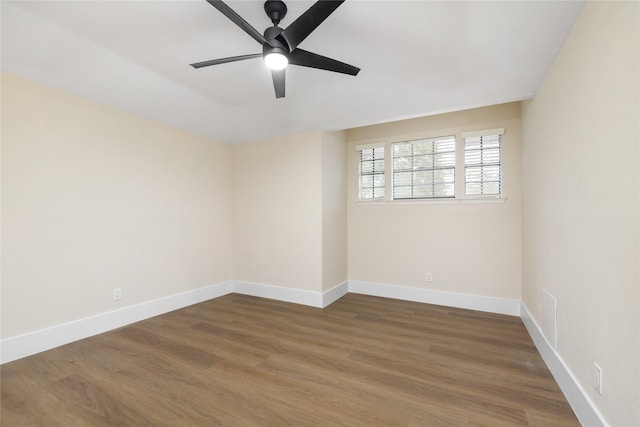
190 0 360 99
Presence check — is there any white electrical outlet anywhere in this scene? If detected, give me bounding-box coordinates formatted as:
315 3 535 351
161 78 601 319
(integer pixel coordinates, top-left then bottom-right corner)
593 363 603 394
426 273 433 282
113 288 122 301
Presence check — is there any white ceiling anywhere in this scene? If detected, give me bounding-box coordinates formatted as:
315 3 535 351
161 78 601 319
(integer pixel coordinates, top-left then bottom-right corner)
2 0 585 143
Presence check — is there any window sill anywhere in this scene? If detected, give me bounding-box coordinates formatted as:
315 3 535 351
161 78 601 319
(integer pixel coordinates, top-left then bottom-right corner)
357 196 507 206
461 196 507 204
391 198 458 205
357 199 387 206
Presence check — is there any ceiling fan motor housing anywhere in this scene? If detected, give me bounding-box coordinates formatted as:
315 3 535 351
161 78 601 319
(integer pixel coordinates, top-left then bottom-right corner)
263 26 289 54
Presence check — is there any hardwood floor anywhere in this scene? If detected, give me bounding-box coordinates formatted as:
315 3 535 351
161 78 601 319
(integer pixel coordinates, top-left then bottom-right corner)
1 294 579 426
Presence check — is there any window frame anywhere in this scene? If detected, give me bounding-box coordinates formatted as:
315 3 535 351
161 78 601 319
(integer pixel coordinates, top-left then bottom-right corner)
357 144 385 201
391 135 457 200
461 128 505 199
355 128 506 205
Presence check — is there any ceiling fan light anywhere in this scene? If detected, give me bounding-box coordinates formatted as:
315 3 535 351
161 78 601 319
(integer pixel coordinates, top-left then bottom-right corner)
264 52 288 70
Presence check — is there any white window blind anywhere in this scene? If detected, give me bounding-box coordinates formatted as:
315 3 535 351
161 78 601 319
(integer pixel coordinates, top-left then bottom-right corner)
392 136 456 199
358 146 385 200
464 134 501 197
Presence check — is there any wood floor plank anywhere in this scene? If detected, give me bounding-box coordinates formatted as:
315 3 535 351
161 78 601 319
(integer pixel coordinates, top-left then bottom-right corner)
257 349 471 426
210 358 402 427
114 324 224 369
1 293 580 426
1 364 64 427
264 342 530 425
52 328 263 425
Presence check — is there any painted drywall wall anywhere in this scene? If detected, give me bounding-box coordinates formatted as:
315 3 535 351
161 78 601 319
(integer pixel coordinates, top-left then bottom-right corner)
1 72 233 339
321 131 348 291
521 2 639 425
346 102 522 299
231 130 348 293
231 131 323 291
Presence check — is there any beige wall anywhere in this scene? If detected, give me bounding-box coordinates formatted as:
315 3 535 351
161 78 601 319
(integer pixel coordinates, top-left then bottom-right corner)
321 131 348 291
346 102 522 299
231 131 323 291
231 130 348 293
521 2 639 425
1 72 233 339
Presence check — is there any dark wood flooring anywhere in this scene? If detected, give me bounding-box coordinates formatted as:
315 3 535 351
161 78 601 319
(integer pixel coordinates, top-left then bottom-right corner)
1 293 579 426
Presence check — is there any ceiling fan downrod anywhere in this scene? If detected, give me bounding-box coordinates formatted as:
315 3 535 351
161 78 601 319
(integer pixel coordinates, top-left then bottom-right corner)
264 0 287 27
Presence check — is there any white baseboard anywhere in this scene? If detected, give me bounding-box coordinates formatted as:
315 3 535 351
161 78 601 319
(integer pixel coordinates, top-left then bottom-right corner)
348 280 520 316
520 303 607 427
233 280 325 308
0 281 234 364
322 281 349 308
233 280 350 309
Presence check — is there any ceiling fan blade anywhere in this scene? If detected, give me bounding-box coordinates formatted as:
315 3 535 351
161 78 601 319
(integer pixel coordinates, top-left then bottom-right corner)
281 1 344 50
289 48 360 76
205 0 268 45
190 53 263 69
271 69 285 98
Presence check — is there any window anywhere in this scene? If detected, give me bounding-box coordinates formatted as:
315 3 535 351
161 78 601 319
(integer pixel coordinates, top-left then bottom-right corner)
464 134 501 197
392 136 456 199
358 145 385 200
